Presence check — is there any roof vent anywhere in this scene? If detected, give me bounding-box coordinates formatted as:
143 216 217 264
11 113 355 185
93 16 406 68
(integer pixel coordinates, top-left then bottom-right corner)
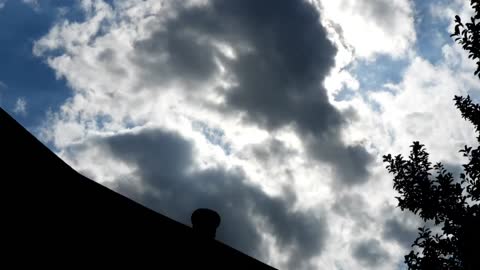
191 208 221 239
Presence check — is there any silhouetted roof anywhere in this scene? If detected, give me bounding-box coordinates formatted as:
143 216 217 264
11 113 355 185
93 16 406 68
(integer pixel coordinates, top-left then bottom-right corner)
1 107 276 269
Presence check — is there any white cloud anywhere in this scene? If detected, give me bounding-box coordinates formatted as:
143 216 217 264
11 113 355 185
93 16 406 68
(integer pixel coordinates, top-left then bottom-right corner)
0 0 42 11
22 0 40 11
316 0 416 60
327 14 480 268
13 97 27 116
317 1 480 268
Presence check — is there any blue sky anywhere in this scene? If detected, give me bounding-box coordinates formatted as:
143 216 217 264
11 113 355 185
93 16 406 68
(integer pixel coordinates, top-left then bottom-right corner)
0 0 80 130
2 1 479 269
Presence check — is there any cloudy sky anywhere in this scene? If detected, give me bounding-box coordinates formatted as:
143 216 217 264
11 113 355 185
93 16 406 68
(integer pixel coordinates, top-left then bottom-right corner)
2 0 480 269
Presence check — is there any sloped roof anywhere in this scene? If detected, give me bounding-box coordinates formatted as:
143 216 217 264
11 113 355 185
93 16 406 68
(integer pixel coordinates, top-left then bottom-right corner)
1 107 276 269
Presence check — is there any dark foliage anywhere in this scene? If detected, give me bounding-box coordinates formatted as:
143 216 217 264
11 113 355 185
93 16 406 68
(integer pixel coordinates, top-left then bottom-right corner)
383 1 480 269
383 136 479 269
451 0 480 78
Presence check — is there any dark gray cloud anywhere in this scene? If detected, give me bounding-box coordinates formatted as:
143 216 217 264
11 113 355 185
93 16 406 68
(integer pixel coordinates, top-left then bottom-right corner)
89 128 327 269
352 238 390 267
245 138 298 166
380 205 421 249
383 217 418 248
133 23 219 87
131 0 373 185
308 137 372 185
332 193 374 229
333 194 419 252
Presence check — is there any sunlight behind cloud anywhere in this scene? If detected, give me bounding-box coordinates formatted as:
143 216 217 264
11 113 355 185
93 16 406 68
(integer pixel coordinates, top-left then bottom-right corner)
317 0 415 59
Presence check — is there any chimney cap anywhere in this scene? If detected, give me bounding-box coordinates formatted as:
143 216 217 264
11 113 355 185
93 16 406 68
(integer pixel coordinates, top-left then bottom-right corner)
191 208 221 238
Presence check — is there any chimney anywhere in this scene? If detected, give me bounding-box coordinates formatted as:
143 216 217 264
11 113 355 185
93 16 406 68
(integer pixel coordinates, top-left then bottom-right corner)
191 208 221 239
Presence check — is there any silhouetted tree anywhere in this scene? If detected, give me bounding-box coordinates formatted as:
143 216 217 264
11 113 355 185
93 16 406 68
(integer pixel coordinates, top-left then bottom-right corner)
383 1 480 269
451 0 480 78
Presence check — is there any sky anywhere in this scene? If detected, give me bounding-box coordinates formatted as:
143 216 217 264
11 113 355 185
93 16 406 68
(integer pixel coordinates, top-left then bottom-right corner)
2 0 480 269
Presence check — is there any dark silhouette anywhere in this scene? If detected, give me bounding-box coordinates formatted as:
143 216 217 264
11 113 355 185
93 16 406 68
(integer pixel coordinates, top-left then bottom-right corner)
383 2 480 269
384 141 480 269
1 107 276 269
191 208 221 239
451 0 480 78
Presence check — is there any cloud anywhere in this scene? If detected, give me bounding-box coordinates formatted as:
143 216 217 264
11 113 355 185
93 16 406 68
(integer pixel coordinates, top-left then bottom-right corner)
69 127 328 270
366 55 479 163
383 216 419 248
352 238 390 267
13 97 27 116
332 192 374 229
246 138 298 166
0 0 42 11
130 0 373 185
22 0 39 11
318 0 415 59
31 0 479 269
